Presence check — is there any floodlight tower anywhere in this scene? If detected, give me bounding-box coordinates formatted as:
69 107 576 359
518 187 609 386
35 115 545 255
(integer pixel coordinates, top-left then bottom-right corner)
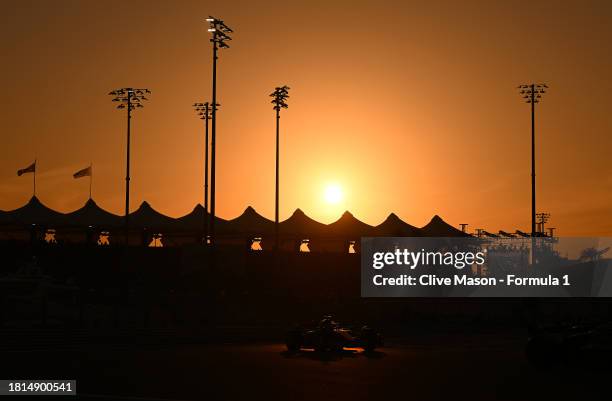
205 16 233 245
270 86 290 251
517 83 547 237
109 87 150 245
193 102 219 244
536 212 551 235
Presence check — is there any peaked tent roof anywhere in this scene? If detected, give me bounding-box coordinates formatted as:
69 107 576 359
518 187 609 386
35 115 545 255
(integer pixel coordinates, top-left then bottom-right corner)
375 213 422 236
0 206 8 225
420 215 471 237
62 198 123 228
2 196 66 226
326 211 375 238
279 208 328 238
0 197 474 239
129 201 177 231
174 204 205 232
222 206 275 236
173 204 228 232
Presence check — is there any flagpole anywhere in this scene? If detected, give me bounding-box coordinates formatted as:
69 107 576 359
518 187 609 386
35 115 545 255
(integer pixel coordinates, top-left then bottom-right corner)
89 163 92 199
33 159 36 197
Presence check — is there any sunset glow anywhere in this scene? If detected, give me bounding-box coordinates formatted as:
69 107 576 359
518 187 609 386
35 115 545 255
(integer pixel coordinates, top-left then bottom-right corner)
2 3 612 399
323 183 344 205
0 1 611 236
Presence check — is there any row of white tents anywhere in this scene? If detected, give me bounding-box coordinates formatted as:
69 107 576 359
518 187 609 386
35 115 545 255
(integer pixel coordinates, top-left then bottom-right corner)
0 196 469 250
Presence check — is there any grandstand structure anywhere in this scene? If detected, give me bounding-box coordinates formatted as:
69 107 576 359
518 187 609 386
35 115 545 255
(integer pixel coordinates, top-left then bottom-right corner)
0 196 470 251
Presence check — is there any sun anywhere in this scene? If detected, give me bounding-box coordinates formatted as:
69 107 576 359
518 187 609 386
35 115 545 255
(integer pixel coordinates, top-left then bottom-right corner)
323 183 344 205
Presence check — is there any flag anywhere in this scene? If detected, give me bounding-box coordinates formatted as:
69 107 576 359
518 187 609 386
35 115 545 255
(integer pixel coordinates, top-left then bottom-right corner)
17 161 36 176
73 166 92 179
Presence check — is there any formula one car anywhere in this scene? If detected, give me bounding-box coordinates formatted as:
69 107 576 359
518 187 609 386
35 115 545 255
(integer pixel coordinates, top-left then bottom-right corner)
285 315 383 352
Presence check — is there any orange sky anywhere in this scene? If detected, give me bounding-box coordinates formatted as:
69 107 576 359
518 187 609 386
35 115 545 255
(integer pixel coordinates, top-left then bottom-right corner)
1 0 611 236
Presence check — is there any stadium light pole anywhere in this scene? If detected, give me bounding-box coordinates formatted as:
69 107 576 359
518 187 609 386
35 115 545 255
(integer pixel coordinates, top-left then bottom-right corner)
270 86 290 251
109 88 151 245
193 102 219 245
205 16 233 246
518 83 547 237
536 212 550 236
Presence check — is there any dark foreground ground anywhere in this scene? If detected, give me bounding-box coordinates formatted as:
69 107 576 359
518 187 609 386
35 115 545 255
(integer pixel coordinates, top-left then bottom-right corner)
1 328 610 401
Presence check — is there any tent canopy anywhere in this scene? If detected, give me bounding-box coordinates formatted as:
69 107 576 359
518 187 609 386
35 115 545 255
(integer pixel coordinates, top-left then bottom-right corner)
129 201 176 231
326 211 374 239
223 206 274 236
0 198 472 239
420 215 471 237
63 198 122 229
2 196 66 226
279 208 327 238
375 213 422 237
173 204 228 232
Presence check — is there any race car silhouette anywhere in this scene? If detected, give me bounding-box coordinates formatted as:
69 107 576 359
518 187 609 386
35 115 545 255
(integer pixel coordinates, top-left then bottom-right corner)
285 315 383 352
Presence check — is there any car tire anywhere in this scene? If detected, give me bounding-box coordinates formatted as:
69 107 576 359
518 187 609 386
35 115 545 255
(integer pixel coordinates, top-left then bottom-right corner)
286 331 302 352
361 327 378 352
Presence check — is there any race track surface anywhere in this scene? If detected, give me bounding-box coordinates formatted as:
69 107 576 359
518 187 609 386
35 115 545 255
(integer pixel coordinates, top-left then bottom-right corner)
0 331 609 401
